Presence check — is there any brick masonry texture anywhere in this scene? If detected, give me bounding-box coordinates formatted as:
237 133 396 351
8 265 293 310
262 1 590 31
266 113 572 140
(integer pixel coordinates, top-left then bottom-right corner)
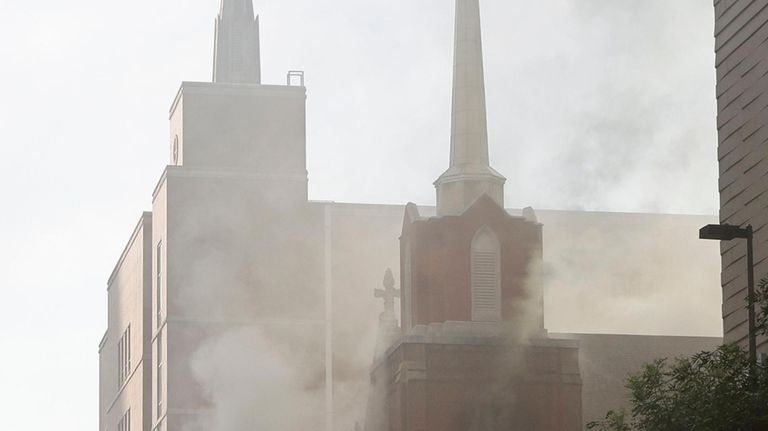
715 0 768 348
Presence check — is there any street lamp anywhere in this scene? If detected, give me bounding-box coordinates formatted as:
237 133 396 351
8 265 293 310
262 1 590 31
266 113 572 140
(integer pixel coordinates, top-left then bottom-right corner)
699 223 757 368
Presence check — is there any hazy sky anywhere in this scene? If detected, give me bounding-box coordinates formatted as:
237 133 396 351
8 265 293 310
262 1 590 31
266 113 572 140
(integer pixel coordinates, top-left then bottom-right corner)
0 0 718 429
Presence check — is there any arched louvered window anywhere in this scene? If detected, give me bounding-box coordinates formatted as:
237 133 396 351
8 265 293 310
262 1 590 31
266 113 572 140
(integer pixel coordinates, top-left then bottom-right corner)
471 226 501 322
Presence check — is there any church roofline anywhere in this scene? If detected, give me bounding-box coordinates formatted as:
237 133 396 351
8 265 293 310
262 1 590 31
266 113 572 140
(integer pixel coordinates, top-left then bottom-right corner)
458 193 525 220
404 194 531 225
300 201 715 220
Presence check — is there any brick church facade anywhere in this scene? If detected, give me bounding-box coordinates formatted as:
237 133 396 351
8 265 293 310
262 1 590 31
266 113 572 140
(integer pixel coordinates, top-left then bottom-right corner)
370 198 582 430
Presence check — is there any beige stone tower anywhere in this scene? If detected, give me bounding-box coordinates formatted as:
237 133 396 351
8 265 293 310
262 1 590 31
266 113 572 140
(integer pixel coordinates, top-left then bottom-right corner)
100 2 322 430
434 0 506 216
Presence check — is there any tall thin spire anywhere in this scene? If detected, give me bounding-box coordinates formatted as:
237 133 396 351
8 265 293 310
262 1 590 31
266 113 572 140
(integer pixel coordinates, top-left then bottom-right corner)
435 0 505 216
213 0 261 84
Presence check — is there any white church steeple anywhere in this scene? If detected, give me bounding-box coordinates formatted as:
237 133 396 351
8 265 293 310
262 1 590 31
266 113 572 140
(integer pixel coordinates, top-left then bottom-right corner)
213 0 261 84
435 0 506 216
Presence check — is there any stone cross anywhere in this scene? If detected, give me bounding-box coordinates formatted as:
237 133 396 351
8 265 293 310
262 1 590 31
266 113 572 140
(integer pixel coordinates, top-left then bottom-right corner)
374 268 400 318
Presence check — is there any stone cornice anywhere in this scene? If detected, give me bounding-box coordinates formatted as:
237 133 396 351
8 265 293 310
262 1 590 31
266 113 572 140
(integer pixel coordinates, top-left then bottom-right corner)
169 81 306 118
151 165 308 201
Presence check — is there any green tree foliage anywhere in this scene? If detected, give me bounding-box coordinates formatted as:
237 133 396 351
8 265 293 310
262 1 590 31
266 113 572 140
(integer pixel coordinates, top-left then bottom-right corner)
588 345 768 430
755 277 768 336
587 410 630 431
588 278 768 431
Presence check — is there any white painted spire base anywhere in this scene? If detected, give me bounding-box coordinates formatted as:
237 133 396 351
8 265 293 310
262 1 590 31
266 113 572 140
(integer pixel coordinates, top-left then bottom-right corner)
435 167 505 216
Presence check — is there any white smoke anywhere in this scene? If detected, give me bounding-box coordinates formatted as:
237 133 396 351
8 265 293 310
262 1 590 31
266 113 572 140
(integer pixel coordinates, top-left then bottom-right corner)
188 326 324 431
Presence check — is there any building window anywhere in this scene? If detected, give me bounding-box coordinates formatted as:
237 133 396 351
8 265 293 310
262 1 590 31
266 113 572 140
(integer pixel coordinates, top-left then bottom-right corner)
157 332 164 418
117 326 131 388
156 241 164 324
471 227 502 322
118 409 131 431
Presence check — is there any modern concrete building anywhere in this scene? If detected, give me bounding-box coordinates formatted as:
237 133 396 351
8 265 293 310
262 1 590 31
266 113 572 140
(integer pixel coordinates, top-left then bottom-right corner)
100 213 153 431
99 1 723 430
714 0 768 350
101 2 326 430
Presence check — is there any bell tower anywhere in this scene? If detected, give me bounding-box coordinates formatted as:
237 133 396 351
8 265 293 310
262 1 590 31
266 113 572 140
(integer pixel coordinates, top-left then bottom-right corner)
364 2 582 430
401 0 543 334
